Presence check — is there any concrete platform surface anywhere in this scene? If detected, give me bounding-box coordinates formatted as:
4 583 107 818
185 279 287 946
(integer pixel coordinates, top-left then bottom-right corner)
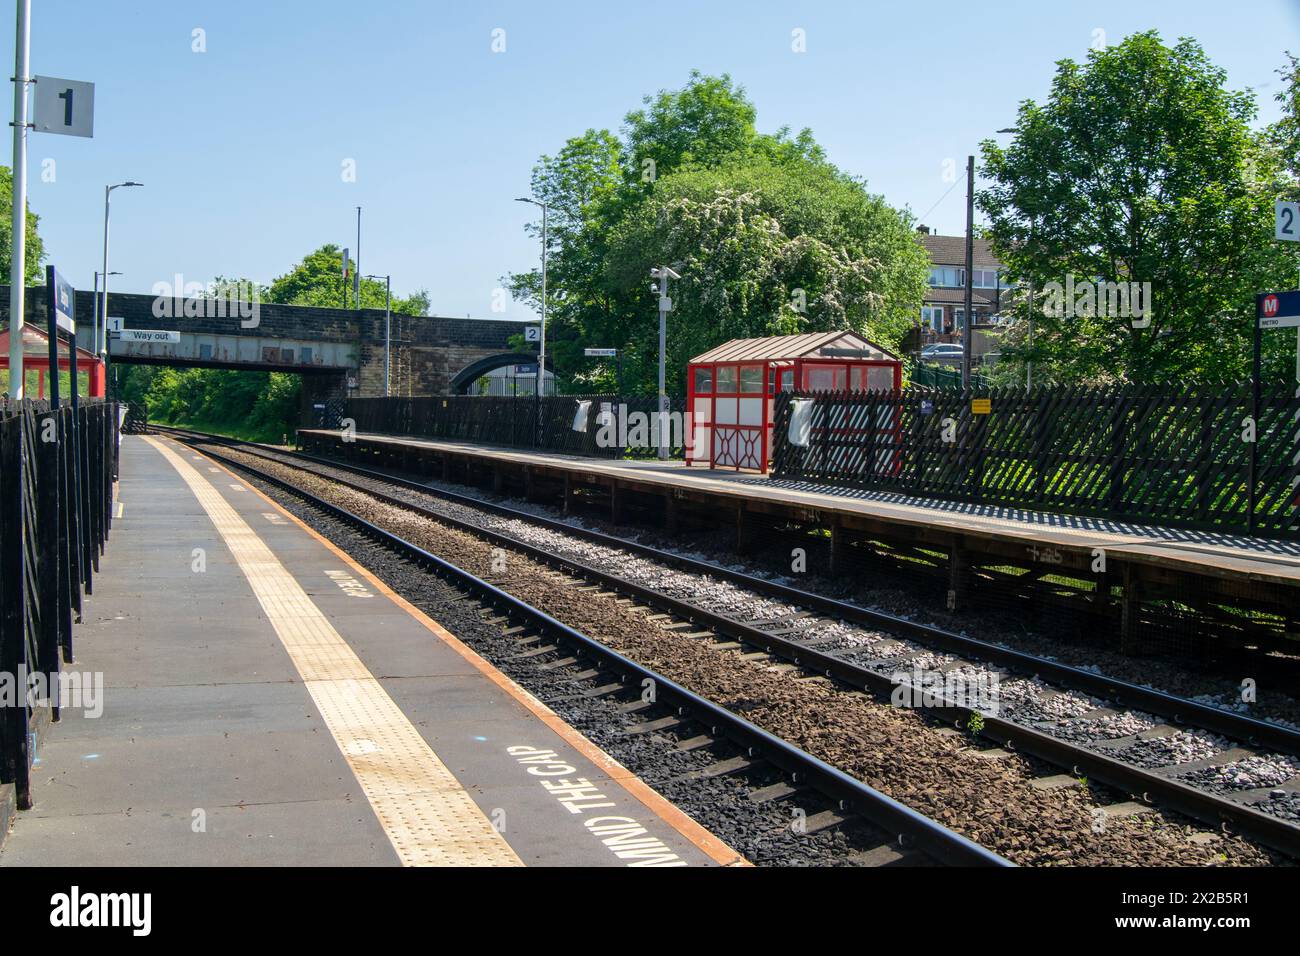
0 435 736 868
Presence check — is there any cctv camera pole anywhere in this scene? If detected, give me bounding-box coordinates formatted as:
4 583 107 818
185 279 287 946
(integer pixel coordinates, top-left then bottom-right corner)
962 155 974 389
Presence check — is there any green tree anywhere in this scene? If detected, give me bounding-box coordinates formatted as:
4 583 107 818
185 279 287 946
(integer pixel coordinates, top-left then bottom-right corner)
978 32 1293 385
508 73 924 394
1264 53 1298 193
0 164 45 286
266 244 429 315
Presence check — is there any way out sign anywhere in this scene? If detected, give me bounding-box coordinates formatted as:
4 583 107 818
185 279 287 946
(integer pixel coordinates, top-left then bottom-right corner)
1257 291 1300 330
33 76 94 138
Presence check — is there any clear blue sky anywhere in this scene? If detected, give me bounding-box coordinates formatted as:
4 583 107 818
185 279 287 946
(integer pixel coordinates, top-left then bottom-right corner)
8 0 1299 322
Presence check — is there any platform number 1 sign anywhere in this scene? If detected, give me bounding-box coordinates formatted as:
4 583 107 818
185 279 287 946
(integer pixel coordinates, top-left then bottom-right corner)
33 76 95 138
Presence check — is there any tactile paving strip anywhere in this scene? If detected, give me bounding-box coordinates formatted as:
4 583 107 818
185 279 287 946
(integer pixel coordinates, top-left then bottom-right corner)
146 437 522 867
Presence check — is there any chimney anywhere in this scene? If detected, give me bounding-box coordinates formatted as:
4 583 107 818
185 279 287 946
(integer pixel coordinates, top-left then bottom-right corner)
916 224 930 235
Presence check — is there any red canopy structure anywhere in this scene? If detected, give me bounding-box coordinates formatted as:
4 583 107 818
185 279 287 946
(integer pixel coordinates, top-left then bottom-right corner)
687 330 900 472
0 324 106 398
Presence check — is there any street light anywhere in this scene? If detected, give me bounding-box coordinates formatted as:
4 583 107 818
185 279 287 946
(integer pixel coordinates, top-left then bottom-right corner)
650 264 681 460
99 181 142 358
91 270 121 351
515 197 548 399
365 274 391 397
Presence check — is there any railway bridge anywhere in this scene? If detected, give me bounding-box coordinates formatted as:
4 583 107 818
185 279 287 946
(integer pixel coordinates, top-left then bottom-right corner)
0 286 531 401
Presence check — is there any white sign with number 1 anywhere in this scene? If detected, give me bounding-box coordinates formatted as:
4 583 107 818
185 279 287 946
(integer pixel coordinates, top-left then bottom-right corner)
33 76 94 138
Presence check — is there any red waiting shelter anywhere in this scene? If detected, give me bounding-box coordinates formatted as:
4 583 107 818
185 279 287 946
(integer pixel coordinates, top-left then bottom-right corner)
687 330 900 472
0 324 106 399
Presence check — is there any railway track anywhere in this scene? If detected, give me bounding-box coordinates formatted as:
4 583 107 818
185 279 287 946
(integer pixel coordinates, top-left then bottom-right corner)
159 427 1298 863
159 430 1009 867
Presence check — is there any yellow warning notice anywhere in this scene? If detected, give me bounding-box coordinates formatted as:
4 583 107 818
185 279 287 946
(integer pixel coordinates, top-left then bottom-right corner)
971 398 991 415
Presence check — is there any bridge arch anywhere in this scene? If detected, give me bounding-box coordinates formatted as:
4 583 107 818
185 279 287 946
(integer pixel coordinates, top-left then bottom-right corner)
449 352 553 394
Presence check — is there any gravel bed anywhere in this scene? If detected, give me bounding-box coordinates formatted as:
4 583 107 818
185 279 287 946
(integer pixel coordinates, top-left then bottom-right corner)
997 680 1100 723
1110 731 1231 769
1253 792 1300 823
327 450 1300 733
289 447 1300 741
1178 755 1300 794
1049 711 1160 746
219 445 1278 866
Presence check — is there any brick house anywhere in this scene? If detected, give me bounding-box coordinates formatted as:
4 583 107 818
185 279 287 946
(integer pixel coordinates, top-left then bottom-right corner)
914 227 1011 349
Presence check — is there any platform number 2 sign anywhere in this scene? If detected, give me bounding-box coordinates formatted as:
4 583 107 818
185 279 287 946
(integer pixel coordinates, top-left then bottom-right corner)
1277 201 1300 243
33 76 95 138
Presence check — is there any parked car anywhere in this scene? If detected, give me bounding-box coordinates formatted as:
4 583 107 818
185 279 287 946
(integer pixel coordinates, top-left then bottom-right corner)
919 344 964 365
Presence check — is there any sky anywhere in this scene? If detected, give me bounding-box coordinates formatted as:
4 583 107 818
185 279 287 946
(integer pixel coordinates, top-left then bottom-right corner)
6 0 1299 323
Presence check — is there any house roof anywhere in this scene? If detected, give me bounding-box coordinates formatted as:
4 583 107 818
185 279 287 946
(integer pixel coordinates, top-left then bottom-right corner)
918 233 1002 269
690 330 897 364
923 288 1001 307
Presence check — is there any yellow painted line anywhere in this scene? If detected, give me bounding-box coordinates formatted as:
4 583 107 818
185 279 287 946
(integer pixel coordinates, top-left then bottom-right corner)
143 436 521 867
187 439 748 867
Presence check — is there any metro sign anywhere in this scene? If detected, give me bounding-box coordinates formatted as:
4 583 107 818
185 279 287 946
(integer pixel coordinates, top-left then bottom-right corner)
1256 290 1300 329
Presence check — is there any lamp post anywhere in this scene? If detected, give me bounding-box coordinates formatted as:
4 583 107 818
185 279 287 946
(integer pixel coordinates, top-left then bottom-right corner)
91 269 121 345
99 182 142 358
92 270 121 397
514 197 548 397
516 196 549 445
650 265 681 461
365 273 391 397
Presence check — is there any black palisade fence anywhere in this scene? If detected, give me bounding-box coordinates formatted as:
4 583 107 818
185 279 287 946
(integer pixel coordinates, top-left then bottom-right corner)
0 400 119 810
341 394 689 460
770 385 1300 539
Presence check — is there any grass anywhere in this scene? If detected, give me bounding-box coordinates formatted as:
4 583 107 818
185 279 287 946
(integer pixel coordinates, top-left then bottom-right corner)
153 416 294 447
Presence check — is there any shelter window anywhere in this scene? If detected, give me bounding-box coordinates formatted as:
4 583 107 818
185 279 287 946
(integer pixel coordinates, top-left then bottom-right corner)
693 367 713 394
717 365 738 393
804 365 845 392
739 365 763 393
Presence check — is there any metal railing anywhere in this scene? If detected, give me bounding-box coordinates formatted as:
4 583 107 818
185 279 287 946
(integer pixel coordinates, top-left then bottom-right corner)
771 384 1300 539
0 400 119 809
340 394 688 460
